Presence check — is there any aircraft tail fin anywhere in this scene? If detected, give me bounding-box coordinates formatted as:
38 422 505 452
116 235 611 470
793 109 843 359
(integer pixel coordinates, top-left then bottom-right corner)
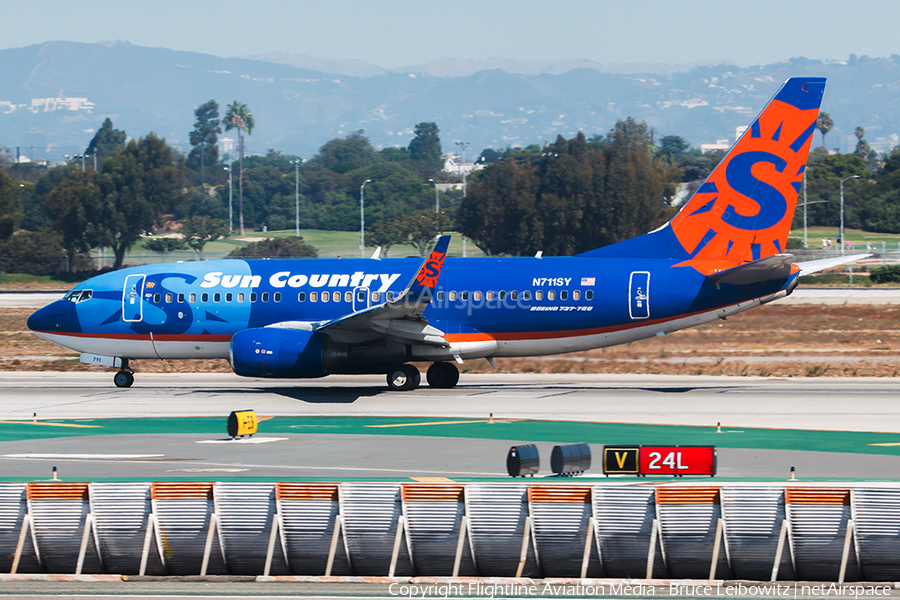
578 77 825 271
667 77 825 273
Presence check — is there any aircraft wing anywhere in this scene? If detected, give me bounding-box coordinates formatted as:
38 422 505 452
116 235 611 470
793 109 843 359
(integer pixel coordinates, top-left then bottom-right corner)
795 253 872 276
314 235 452 347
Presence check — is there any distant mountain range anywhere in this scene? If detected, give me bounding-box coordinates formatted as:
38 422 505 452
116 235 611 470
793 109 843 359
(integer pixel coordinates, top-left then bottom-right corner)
247 53 730 78
0 41 898 162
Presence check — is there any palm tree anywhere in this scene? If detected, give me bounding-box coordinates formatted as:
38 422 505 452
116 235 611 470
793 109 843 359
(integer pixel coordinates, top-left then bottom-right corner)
223 101 255 235
816 111 833 148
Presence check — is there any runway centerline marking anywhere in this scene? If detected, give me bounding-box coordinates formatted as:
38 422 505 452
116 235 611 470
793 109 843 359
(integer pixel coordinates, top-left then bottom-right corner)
366 419 515 428
197 437 288 444
0 420 100 428
2 453 165 460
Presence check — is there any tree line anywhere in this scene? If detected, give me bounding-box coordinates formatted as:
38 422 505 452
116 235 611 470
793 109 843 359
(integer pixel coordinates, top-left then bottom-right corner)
3 101 900 276
0 101 447 273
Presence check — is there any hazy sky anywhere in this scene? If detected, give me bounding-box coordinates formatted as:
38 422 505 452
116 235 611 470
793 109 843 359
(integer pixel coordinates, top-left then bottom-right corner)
4 0 898 68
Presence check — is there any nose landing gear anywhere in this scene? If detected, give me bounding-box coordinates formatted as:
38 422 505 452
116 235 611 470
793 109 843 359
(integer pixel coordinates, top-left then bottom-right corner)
113 359 134 388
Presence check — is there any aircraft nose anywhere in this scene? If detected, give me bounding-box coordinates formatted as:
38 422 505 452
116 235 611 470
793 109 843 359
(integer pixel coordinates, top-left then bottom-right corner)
27 300 82 333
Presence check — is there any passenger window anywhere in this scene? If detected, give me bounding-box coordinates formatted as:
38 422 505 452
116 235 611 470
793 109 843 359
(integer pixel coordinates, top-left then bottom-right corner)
449 291 457 301
357 291 366 301
371 292 380 302
213 293 221 303
573 290 581 300
387 292 395 301
177 293 185 303
474 291 482 301
322 291 330 302
345 291 353 302
510 291 517 300
461 291 469 301
165 293 173 303
190 293 197 303
298 292 306 302
250 292 258 302
523 291 531 301
238 293 245 302
201 293 209 303
499 291 506 301
535 290 543 301
560 290 568 301
436 291 444 301
154 293 161 303
274 292 281 302
548 291 556 301
586 290 594 301
262 292 269 303
225 293 233 302
310 292 318 302
485 291 494 301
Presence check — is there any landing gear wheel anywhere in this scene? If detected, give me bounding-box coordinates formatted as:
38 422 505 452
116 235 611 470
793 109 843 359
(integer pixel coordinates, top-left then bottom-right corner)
113 370 134 388
386 364 421 391
427 362 460 388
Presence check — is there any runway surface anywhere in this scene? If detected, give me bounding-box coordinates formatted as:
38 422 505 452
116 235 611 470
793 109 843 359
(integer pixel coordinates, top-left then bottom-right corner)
1 373 899 481
2 372 900 430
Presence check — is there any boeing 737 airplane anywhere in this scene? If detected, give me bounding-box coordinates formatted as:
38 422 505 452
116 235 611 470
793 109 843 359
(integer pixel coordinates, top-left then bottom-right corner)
27 77 866 390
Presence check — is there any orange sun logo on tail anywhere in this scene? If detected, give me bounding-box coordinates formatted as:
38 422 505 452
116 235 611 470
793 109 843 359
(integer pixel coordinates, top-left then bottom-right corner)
669 78 824 275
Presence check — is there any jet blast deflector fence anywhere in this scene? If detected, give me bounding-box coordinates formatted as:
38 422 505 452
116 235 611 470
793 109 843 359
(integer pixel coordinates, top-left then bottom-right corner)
0 482 897 581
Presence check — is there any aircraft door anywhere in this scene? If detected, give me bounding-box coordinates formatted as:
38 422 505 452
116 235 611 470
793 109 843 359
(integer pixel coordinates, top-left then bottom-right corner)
629 271 650 320
352 286 370 312
122 274 145 322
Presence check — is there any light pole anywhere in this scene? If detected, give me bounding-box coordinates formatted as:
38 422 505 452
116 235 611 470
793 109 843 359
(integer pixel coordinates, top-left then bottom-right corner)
428 179 439 213
225 163 233 232
840 175 860 254
293 159 302 237
360 179 371 257
429 179 441 235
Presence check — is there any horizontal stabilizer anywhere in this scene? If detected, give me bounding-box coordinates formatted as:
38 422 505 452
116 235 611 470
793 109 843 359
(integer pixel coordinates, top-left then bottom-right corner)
707 254 793 286
796 253 872 276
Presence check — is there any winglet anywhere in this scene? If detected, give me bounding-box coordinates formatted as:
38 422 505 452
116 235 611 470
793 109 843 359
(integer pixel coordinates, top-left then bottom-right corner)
397 235 451 307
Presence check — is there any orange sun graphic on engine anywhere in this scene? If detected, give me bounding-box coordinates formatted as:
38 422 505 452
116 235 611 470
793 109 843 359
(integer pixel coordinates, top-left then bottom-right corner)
415 250 446 288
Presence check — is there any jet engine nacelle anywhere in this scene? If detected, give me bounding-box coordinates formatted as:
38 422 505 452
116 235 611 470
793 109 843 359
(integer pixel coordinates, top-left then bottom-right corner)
230 327 328 378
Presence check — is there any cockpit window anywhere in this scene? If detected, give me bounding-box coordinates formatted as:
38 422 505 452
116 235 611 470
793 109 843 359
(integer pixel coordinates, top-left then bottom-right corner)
63 289 92 303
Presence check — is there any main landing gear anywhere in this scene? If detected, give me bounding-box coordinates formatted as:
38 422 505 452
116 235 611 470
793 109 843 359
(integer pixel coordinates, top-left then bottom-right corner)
113 359 134 388
386 364 421 391
385 362 460 391
426 362 460 389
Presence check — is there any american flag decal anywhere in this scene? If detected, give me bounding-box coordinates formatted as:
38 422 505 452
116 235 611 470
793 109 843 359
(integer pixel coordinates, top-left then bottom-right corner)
581 277 595 286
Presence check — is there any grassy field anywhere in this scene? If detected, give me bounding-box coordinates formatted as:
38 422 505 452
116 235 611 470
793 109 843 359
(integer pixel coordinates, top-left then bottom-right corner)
123 228 484 263
789 226 900 250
